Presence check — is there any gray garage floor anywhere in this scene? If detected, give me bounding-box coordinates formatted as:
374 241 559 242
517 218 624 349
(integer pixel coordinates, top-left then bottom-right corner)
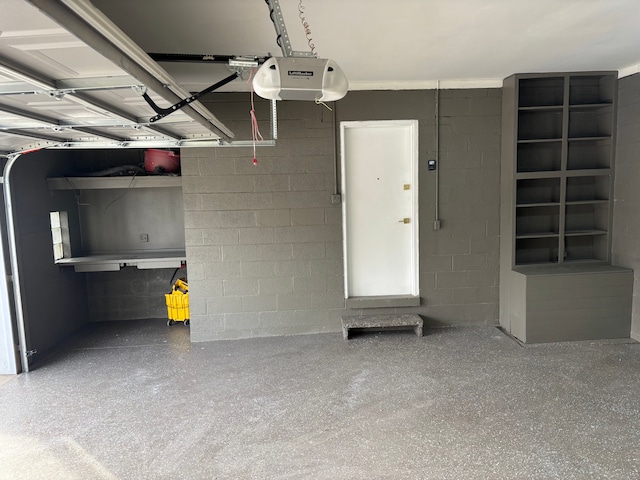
0 320 639 480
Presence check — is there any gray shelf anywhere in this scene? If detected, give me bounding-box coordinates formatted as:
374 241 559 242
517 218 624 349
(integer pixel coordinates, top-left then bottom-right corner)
516 202 561 207
564 169 611 177
564 229 607 236
565 199 608 205
517 138 563 144
568 103 613 111
56 250 186 272
567 136 611 142
48 175 182 190
516 232 560 239
518 105 564 112
513 263 628 276
516 171 563 179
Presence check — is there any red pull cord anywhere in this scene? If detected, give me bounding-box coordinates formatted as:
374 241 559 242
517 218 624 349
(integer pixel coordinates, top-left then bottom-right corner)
249 69 263 166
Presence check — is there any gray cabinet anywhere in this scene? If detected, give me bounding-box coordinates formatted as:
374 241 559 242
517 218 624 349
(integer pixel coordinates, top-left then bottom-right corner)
500 72 633 343
504 264 632 343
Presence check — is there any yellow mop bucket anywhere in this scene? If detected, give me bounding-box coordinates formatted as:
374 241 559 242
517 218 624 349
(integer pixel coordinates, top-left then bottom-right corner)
165 278 190 326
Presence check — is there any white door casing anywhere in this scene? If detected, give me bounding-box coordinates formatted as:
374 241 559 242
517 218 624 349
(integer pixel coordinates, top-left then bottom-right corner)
341 120 419 299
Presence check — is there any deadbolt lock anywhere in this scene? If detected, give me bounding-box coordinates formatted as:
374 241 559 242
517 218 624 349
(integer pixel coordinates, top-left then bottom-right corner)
398 218 411 224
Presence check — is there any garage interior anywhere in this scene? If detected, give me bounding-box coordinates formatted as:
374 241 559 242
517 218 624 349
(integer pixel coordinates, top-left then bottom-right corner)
1 0 640 478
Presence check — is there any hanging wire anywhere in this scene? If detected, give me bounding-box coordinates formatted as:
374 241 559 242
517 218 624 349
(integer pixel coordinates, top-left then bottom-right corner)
66 173 138 215
248 69 263 165
315 98 332 111
298 0 317 56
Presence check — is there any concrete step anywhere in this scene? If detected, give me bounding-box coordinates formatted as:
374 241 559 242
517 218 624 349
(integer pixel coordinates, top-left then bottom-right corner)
341 314 423 340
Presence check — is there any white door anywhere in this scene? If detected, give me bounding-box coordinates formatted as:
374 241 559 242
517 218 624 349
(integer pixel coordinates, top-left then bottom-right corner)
341 120 419 298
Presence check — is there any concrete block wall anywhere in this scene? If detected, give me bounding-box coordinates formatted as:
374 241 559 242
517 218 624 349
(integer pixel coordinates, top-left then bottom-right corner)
9 150 89 360
613 73 640 340
183 96 342 341
184 90 501 342
337 90 501 327
86 267 186 322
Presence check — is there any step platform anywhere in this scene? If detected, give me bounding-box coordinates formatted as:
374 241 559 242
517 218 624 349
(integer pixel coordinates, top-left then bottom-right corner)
341 314 423 340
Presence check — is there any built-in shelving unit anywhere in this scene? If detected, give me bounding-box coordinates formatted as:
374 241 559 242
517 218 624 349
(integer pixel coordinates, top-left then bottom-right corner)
508 73 616 265
500 72 633 343
48 175 185 272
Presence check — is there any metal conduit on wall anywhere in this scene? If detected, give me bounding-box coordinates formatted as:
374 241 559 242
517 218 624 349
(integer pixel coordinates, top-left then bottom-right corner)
434 82 441 230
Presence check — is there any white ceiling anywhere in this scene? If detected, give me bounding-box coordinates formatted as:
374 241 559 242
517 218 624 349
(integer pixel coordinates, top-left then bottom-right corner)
91 0 640 90
2 0 640 156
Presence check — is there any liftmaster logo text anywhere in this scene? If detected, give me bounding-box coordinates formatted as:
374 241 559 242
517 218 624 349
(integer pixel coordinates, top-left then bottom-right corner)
288 70 314 77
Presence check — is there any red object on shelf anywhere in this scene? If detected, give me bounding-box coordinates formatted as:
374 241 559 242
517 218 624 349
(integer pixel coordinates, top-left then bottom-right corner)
144 149 180 173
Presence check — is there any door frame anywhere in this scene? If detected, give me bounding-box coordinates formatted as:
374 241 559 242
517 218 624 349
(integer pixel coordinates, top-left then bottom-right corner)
340 119 420 302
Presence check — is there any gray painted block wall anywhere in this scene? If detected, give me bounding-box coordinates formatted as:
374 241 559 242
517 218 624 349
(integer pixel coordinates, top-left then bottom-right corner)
339 90 501 325
2 78 636 356
9 151 89 362
87 267 186 322
184 89 502 342
613 73 640 340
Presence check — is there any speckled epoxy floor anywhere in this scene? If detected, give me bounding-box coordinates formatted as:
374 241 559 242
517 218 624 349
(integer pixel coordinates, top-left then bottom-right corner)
0 321 639 480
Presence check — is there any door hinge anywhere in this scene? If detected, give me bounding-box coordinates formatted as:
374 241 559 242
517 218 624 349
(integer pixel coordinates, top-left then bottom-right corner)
25 349 37 358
